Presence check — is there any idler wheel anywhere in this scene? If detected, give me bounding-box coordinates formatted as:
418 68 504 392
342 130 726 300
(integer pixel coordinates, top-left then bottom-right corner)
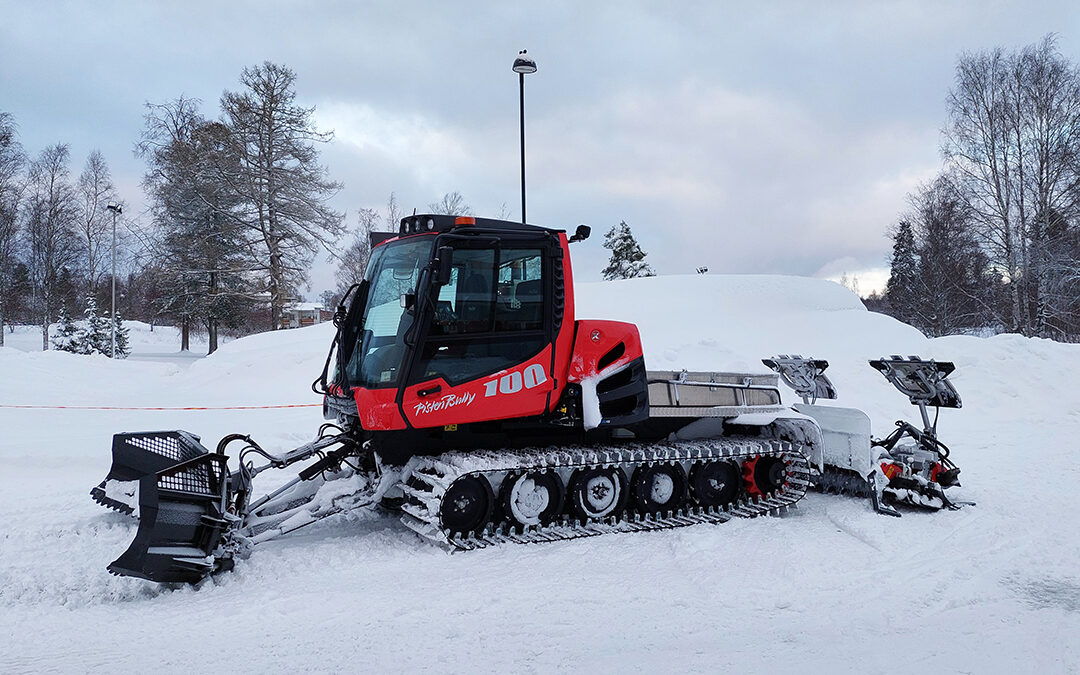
500 470 564 527
689 460 740 507
742 455 788 499
567 466 627 521
440 474 494 535
631 462 687 514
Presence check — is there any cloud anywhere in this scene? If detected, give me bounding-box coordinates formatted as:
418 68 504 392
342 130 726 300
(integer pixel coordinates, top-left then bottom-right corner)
316 103 474 188
8 0 1076 299
311 77 944 286
508 80 941 279
812 257 891 296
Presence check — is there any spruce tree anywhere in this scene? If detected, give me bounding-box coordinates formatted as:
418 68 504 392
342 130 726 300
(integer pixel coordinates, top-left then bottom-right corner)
82 296 111 356
51 308 85 354
602 221 656 280
112 311 130 358
885 221 919 325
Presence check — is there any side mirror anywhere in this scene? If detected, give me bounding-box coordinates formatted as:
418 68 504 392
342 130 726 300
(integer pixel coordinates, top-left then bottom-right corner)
434 246 453 285
569 224 591 243
400 293 416 310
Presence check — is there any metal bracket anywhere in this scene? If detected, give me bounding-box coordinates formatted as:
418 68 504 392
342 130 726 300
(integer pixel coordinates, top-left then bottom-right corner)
762 355 837 404
869 356 961 409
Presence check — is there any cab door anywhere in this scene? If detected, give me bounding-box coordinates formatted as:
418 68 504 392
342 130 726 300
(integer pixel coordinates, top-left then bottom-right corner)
401 241 555 428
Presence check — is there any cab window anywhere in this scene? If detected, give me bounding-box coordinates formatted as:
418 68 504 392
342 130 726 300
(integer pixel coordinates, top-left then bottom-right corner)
415 245 547 385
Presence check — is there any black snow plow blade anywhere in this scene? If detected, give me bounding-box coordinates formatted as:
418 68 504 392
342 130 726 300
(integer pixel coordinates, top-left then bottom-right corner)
107 434 234 583
91 431 212 515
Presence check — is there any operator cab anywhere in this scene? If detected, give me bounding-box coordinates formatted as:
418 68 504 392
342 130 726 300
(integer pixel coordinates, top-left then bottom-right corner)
329 215 574 432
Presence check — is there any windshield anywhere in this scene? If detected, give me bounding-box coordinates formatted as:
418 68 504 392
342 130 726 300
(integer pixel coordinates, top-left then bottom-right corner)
344 236 434 388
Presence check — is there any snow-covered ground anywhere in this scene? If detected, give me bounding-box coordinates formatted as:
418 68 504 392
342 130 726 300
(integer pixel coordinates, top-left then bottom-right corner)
2 321 217 367
1 275 1078 673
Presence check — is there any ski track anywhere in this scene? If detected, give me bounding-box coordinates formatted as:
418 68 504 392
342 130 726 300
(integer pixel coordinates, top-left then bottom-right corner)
2 277 1079 673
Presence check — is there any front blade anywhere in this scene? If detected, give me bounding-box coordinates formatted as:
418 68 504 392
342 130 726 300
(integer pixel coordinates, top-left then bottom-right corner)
91 431 210 515
108 451 232 584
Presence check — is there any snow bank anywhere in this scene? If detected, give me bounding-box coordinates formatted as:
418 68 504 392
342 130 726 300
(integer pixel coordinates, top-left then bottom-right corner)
578 274 926 375
1 274 1078 673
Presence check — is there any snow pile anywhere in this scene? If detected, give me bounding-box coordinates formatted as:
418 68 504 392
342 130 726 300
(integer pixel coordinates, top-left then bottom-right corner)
1 274 1079 673
578 274 925 376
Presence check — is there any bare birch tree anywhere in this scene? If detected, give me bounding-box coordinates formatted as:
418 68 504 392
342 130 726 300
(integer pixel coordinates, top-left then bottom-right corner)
331 192 402 307
1017 38 1080 333
944 35 1080 336
76 150 118 298
23 144 80 349
427 191 472 216
0 112 25 346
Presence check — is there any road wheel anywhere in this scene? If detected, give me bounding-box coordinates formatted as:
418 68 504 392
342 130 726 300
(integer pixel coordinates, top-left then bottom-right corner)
440 474 494 534
567 466 627 521
631 462 688 514
689 460 740 507
500 470 564 527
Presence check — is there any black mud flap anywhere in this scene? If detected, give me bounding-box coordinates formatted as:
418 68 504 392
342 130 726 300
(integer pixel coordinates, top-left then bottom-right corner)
108 450 233 584
91 431 211 514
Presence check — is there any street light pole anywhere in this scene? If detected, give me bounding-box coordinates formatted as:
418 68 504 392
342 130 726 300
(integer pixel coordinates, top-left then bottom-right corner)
518 70 526 223
106 203 122 358
512 50 537 225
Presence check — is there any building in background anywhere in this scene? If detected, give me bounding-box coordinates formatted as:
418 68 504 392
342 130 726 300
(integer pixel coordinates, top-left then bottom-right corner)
281 302 331 329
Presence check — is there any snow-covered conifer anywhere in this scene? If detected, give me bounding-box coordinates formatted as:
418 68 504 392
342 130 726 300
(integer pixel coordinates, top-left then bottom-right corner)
885 221 919 326
82 297 111 355
51 308 86 353
111 311 130 358
601 221 655 281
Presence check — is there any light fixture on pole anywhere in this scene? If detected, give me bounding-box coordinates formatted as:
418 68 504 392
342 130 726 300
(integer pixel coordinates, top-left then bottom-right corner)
106 203 122 358
512 49 537 224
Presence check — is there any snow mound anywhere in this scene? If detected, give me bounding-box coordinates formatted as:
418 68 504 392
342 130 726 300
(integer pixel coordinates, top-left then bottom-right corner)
180 323 335 406
578 274 926 373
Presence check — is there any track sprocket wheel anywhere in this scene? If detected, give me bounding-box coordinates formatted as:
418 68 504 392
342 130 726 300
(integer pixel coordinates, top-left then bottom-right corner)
500 470 564 527
631 462 688 514
742 455 788 499
567 466 627 521
440 474 495 534
689 460 740 508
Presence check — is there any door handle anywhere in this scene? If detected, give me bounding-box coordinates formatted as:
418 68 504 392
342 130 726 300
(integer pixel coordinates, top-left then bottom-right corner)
418 384 442 398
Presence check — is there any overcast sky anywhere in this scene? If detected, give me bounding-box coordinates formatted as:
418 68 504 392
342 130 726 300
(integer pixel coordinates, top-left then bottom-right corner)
3 1 1079 297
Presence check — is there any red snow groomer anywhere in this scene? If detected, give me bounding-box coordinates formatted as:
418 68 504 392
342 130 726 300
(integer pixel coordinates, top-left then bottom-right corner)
91 215 967 584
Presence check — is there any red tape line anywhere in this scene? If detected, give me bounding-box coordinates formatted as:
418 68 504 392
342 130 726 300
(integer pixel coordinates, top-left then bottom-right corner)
0 404 322 410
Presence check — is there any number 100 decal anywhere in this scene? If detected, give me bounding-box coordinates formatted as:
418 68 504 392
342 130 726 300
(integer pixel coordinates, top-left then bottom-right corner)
483 364 547 397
